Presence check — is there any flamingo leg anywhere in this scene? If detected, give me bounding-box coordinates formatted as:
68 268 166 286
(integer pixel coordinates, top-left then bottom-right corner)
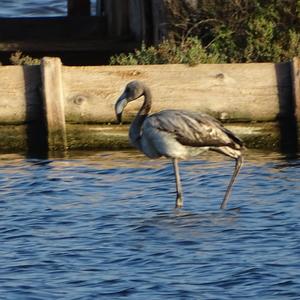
172 158 183 208
220 155 243 209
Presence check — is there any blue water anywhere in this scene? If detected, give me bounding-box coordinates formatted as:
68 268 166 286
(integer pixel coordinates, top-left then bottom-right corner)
0 150 299 299
0 0 97 17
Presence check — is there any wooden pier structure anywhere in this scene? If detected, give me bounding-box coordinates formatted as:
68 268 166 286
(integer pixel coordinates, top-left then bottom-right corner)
0 57 299 155
0 1 299 155
0 0 171 65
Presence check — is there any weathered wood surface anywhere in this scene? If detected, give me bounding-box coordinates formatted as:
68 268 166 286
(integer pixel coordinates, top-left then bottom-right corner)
0 61 297 152
0 62 293 125
0 125 27 151
63 63 292 123
96 0 206 44
97 0 172 43
128 0 151 42
41 57 67 151
66 124 129 150
0 17 105 41
291 57 300 121
0 123 280 152
151 0 169 43
102 0 130 37
65 122 280 150
68 0 91 16
0 65 41 124
0 39 138 53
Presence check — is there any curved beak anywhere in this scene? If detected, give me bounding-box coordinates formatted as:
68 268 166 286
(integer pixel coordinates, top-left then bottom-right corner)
115 92 128 123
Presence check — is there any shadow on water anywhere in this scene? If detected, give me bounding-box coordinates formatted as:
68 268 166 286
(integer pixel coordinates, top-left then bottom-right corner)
275 62 298 157
23 65 48 159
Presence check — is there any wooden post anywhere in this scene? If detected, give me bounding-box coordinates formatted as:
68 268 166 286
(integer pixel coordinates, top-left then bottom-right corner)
102 0 129 37
291 57 300 122
41 57 67 152
128 0 153 43
68 0 91 16
291 57 300 151
151 0 169 44
96 0 103 16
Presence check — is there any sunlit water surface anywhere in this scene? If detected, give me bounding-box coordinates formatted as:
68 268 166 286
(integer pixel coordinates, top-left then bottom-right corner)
0 150 299 299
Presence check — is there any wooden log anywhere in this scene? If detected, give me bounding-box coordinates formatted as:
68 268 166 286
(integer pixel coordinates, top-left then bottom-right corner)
65 122 281 150
0 60 297 152
41 57 67 151
0 125 27 151
62 62 291 124
68 0 91 16
0 122 281 151
0 65 41 124
66 124 129 150
0 65 47 155
0 62 293 124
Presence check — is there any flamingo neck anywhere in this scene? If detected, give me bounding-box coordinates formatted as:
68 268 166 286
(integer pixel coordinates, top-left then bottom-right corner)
129 86 152 148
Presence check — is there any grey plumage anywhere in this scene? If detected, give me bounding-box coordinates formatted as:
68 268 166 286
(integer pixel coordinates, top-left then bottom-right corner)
115 80 244 209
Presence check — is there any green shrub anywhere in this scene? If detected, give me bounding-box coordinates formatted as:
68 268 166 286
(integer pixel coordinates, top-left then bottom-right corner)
110 38 222 66
244 15 281 62
286 29 300 58
111 0 300 64
10 51 40 65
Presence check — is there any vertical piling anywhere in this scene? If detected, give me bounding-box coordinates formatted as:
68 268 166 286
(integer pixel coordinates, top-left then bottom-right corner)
291 57 300 122
68 0 91 16
102 0 130 37
40 57 67 152
291 57 300 150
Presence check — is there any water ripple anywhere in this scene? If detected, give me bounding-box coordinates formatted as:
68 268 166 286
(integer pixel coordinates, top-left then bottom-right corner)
0 150 299 299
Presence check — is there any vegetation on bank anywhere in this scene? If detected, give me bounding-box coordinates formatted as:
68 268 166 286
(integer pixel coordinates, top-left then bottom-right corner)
110 0 300 65
110 38 221 66
9 51 40 65
0 51 40 66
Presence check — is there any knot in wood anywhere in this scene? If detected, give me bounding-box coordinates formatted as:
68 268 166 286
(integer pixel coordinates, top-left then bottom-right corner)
128 70 141 76
220 112 229 120
73 95 87 105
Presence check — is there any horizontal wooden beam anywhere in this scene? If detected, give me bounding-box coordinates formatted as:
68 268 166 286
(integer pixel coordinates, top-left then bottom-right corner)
63 62 292 123
0 65 41 124
0 60 298 153
0 62 293 124
65 122 282 150
0 122 282 152
0 39 139 52
0 17 106 41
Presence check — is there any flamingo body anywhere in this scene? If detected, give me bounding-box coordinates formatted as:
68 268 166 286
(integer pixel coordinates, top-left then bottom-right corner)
115 81 244 209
